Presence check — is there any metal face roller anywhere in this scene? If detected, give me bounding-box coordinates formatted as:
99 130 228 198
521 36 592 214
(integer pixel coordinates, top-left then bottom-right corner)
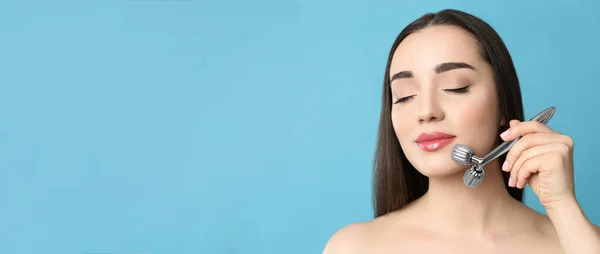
463 164 485 188
451 106 557 188
451 144 482 165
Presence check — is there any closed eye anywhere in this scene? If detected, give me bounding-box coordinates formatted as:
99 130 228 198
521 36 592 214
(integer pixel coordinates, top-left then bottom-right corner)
394 85 470 104
444 85 470 94
393 95 415 104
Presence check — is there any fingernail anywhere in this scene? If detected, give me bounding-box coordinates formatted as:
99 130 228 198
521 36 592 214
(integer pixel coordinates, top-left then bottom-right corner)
502 161 509 171
500 130 510 138
508 176 513 187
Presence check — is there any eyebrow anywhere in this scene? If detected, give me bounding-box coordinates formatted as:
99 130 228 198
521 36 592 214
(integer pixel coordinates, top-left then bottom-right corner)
389 62 476 82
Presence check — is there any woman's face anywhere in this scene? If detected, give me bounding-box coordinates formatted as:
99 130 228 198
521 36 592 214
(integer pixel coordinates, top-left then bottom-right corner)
389 25 503 177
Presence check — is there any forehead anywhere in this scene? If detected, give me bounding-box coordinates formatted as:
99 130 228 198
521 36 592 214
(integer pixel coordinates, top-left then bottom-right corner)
389 25 483 76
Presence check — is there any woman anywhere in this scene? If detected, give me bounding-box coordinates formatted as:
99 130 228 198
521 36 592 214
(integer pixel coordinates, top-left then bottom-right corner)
323 9 600 253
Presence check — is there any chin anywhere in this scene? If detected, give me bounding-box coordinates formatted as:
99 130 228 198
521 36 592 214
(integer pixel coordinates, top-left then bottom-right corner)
407 153 466 178
416 164 465 178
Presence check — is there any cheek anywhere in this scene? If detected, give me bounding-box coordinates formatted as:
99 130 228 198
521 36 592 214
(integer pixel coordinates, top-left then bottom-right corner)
391 108 412 144
453 90 501 154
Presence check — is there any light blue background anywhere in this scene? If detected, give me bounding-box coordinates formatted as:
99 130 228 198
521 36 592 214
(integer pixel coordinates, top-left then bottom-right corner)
1 0 598 253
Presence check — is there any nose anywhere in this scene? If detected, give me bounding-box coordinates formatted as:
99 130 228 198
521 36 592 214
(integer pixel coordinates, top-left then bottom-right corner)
417 91 445 123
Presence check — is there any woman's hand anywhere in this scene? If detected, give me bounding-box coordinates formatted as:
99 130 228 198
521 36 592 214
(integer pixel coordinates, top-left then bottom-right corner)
500 119 575 210
501 119 600 254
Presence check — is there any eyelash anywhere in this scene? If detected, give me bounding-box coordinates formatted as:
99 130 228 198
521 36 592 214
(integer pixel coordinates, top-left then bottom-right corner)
393 85 471 104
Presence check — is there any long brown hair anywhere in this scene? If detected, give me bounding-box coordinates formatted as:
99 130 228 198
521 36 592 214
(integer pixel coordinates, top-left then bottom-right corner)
373 9 525 218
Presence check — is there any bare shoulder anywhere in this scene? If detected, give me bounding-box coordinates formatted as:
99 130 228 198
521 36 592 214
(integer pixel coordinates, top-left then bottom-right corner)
322 211 416 254
519 205 563 247
518 205 558 236
322 221 372 254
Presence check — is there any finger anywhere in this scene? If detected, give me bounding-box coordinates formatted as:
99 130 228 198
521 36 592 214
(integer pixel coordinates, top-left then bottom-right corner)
514 155 544 189
503 133 571 172
514 155 543 189
500 120 556 142
510 144 565 188
509 119 520 127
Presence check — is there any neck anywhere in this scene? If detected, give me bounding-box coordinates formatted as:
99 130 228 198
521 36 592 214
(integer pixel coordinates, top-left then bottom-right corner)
419 160 519 234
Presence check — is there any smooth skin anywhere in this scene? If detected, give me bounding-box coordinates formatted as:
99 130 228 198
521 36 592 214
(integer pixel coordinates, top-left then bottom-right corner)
323 25 600 254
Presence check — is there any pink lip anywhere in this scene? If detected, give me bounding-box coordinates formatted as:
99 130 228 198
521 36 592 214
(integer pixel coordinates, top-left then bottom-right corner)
415 132 456 152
